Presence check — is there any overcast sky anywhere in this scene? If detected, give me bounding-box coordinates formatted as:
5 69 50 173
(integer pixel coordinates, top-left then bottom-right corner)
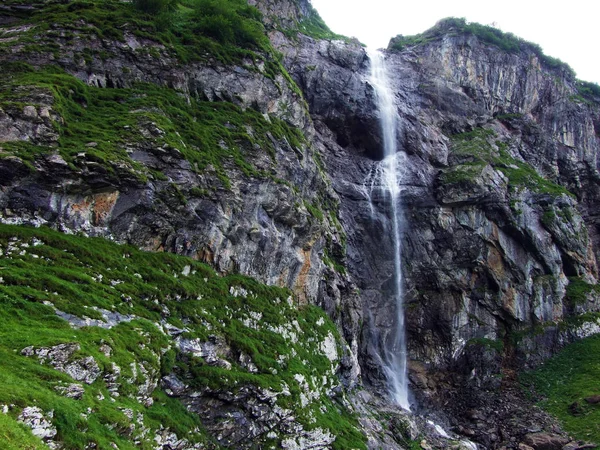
309 0 600 84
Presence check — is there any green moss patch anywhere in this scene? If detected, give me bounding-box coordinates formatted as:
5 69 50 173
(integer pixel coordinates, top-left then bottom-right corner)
565 277 600 306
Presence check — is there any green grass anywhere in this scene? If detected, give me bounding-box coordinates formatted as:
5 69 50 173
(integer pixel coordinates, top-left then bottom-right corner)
1 0 307 104
466 337 504 353
565 277 600 306
521 334 600 444
296 4 352 42
0 224 366 449
438 161 486 185
577 81 600 99
2 0 277 70
0 414 45 450
272 1 354 43
0 64 305 187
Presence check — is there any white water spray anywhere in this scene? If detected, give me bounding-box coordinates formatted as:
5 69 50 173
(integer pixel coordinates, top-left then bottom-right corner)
367 49 410 410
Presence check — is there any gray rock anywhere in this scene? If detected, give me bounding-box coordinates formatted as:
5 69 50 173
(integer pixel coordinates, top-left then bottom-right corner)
176 335 232 370
522 433 570 450
64 356 102 385
21 343 101 384
162 373 187 397
18 406 57 441
55 383 85 400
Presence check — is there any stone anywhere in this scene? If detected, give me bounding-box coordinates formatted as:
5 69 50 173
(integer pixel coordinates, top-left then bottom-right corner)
18 406 57 440
420 439 433 450
162 373 186 397
584 395 600 404
55 383 85 400
176 335 232 369
523 433 570 450
64 356 102 385
21 343 101 384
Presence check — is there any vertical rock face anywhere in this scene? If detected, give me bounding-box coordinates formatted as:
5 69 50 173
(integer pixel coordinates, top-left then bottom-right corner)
270 8 600 415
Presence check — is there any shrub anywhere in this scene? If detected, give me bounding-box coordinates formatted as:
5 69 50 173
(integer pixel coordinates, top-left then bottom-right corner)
577 81 600 99
133 0 177 15
188 0 268 50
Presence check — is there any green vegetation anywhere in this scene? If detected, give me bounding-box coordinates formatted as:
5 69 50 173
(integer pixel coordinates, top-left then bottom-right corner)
323 248 346 275
498 159 574 197
1 0 283 70
273 1 354 43
0 224 366 449
297 4 351 42
0 414 45 450
466 337 504 353
577 81 600 99
541 209 557 228
565 277 600 306
304 200 325 222
133 0 178 15
390 17 574 77
573 81 600 104
443 127 574 197
521 334 600 445
0 64 304 187
438 161 486 185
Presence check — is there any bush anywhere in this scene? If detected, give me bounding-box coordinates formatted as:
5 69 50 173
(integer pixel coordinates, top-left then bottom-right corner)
577 81 600 99
133 0 177 15
188 0 268 50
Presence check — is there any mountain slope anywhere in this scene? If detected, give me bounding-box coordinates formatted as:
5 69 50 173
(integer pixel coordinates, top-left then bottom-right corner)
1 1 600 449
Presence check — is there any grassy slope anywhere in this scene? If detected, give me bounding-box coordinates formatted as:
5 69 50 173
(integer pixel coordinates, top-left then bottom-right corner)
0 224 366 449
0 63 304 187
521 334 600 444
0 0 309 186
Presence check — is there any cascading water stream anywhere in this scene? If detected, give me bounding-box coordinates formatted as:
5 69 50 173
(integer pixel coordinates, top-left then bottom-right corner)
366 49 410 410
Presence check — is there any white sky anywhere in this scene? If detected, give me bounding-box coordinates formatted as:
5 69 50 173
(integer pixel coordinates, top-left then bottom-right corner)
309 0 600 84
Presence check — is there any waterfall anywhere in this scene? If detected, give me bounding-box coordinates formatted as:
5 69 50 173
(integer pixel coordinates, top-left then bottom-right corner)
367 49 410 410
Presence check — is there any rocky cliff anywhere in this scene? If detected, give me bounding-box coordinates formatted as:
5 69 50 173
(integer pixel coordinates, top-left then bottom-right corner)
1 1 600 449
268 10 600 447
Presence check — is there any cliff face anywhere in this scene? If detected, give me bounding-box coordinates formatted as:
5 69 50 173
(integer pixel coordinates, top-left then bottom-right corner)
270 13 600 445
1 1 600 448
